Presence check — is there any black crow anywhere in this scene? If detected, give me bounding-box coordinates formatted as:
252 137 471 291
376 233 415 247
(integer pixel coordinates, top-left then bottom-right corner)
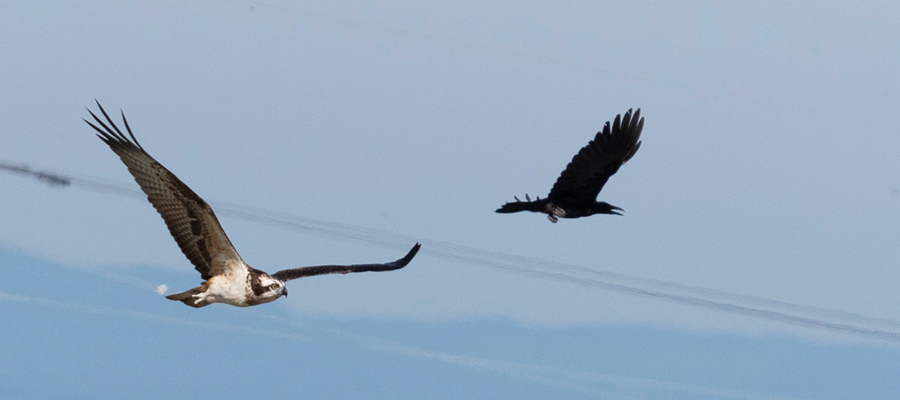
497 109 643 223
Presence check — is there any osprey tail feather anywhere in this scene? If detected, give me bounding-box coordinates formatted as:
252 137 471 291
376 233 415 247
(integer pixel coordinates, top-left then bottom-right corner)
165 287 212 308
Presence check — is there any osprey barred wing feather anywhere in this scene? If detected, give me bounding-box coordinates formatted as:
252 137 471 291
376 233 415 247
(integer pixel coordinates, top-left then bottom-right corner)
84 101 244 281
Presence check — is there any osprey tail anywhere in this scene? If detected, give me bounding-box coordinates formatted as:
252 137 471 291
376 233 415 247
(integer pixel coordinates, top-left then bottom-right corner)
495 194 548 214
166 287 212 308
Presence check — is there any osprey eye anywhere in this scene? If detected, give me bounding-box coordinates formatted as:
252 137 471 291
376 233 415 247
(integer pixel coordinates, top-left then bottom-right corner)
270 284 279 290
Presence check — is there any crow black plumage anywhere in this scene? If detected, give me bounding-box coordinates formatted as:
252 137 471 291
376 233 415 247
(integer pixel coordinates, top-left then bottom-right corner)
496 109 644 223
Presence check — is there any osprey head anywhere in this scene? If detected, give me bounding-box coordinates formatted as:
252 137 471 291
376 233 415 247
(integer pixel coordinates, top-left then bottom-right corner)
252 272 288 304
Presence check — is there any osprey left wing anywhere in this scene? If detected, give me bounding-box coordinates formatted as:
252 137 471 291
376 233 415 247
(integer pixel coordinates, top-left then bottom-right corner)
272 243 421 281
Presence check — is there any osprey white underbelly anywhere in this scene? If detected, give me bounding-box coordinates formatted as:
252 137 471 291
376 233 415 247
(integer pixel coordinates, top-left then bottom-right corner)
202 260 252 307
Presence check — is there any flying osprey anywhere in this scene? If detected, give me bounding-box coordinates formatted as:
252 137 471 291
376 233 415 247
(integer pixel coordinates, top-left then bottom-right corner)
85 102 421 308
496 109 643 223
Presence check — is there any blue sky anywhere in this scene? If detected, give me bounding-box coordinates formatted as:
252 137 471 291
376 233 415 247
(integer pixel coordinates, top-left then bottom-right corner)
2 1 899 398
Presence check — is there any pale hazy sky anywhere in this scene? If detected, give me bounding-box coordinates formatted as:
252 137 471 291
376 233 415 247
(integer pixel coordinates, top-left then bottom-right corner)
2 1 899 399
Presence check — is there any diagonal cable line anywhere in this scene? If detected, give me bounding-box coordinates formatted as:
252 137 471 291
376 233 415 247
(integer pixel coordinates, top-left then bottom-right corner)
4 160 900 343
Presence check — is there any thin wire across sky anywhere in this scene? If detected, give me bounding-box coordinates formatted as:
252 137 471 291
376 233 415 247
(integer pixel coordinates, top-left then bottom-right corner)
4 160 900 344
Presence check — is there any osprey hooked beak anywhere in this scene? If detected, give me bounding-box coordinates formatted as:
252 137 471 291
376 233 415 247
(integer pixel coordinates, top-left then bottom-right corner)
282 287 288 298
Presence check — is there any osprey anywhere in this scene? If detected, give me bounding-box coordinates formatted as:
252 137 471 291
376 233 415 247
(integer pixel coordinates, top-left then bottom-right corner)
496 109 644 222
85 102 421 308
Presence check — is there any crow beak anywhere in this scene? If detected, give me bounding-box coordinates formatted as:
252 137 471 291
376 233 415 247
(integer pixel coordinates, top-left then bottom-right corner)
610 206 624 216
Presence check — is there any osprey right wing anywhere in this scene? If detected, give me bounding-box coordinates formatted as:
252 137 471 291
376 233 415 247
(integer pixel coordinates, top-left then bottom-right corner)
85 101 245 281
